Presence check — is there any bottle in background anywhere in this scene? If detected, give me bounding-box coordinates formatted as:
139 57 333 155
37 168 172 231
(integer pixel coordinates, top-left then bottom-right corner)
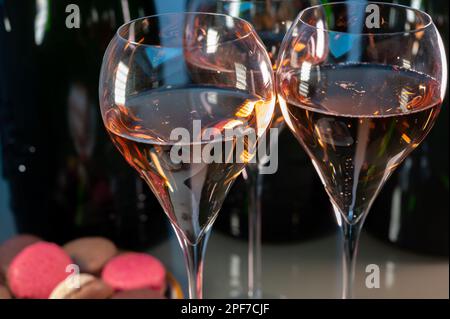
365 0 449 256
218 128 335 242
0 0 169 249
208 0 335 242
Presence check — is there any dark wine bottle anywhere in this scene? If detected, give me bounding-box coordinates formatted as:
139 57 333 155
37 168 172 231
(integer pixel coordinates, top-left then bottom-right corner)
365 0 449 256
202 0 335 242
217 128 335 242
0 0 169 249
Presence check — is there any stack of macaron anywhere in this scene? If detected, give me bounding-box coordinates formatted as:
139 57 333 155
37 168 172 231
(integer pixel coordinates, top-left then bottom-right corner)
0 235 170 299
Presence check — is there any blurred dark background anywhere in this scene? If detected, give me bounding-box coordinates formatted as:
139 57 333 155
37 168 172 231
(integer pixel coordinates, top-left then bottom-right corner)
0 0 448 258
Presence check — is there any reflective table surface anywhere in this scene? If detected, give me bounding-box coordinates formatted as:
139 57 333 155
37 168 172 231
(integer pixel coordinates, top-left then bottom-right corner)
149 229 449 299
1 182 447 299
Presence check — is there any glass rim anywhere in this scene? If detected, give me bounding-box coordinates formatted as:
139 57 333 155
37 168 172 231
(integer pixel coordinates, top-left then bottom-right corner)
116 12 257 48
298 1 434 36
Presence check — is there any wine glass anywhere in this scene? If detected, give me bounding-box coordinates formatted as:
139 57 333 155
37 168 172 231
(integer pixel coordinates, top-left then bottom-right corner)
214 0 313 299
276 2 447 298
99 12 275 299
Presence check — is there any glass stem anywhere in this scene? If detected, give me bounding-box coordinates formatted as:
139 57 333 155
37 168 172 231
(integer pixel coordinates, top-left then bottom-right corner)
245 163 263 299
340 218 364 299
174 227 211 299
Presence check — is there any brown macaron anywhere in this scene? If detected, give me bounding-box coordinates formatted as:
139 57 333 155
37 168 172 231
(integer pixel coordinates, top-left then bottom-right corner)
0 234 42 275
49 273 114 299
0 285 11 299
111 289 166 299
63 237 117 274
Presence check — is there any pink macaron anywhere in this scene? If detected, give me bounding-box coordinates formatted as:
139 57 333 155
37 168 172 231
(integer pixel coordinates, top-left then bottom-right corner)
7 242 72 299
101 253 166 293
0 234 42 275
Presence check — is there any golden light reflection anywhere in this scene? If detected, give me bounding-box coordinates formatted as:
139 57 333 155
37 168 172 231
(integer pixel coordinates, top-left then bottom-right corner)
223 119 245 130
401 133 411 144
235 100 255 118
278 96 295 132
398 88 413 112
294 42 305 52
224 170 244 185
254 98 275 137
239 148 256 164
314 125 325 149
149 149 173 192
422 108 435 130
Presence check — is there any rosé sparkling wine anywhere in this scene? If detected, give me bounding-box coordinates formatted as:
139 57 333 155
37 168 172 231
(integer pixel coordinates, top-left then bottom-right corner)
105 86 272 244
279 63 442 224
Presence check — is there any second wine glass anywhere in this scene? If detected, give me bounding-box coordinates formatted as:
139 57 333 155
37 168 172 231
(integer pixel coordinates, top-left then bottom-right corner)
277 2 447 298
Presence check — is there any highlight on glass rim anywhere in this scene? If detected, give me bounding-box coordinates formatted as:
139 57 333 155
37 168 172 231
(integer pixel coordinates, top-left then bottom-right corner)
0 0 448 305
